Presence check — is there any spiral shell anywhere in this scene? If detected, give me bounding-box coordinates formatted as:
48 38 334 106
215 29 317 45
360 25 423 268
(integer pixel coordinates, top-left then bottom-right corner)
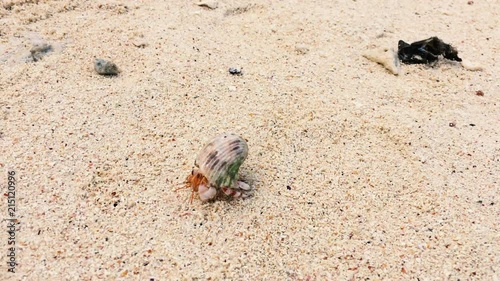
195 132 248 189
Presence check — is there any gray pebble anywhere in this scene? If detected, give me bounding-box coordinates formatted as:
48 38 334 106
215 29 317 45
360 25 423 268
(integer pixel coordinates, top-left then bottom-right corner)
30 43 52 62
229 67 243 76
94 59 119 75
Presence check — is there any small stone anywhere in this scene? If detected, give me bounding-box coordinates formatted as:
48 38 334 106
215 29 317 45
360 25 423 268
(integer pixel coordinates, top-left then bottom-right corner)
30 43 53 62
229 67 243 76
94 59 120 75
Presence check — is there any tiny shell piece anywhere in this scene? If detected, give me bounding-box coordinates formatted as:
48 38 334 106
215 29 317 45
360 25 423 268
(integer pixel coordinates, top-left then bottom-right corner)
461 60 484 72
195 132 248 189
196 1 218 9
94 59 120 75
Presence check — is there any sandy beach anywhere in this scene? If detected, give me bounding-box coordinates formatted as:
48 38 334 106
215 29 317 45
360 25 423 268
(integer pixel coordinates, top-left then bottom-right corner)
1 0 498 279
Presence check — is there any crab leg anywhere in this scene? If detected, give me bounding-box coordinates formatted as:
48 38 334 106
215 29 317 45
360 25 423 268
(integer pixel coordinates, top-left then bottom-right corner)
221 181 253 198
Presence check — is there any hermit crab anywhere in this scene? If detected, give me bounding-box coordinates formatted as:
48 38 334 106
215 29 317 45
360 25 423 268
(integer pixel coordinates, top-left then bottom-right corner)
178 132 253 202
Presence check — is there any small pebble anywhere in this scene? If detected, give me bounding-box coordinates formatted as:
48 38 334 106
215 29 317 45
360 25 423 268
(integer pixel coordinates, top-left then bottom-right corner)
475 90 484 96
94 59 120 75
229 67 243 76
30 43 53 62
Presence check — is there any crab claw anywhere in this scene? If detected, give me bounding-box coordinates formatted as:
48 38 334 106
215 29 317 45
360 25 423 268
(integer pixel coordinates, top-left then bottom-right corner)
221 181 253 199
237 181 254 198
198 184 217 201
221 187 242 198
237 181 251 191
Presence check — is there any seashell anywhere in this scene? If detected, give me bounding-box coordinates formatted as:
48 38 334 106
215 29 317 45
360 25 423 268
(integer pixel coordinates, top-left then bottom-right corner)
196 1 218 10
196 132 248 188
183 132 251 202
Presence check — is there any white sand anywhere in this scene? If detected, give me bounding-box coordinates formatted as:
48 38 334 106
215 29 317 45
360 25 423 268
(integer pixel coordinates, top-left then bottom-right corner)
1 0 499 279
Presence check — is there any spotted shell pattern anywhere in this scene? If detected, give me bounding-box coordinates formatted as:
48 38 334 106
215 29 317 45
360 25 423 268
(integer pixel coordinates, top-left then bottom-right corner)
195 133 248 189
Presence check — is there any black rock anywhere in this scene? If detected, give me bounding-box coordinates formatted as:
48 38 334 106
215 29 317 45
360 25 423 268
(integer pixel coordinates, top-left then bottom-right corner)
228 67 243 75
397 37 462 64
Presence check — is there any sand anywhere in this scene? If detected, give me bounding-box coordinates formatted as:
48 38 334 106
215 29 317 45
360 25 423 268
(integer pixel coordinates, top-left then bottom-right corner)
0 0 499 280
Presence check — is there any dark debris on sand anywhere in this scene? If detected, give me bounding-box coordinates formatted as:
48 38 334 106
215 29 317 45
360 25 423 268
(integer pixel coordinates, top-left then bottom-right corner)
397 37 462 64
